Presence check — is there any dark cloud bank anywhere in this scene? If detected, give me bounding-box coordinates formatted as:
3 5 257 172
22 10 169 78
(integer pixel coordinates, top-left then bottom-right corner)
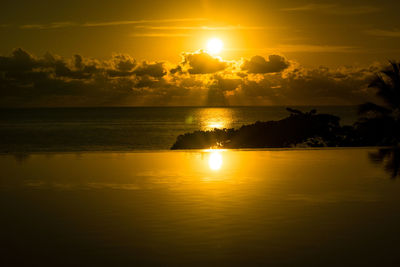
0 48 381 107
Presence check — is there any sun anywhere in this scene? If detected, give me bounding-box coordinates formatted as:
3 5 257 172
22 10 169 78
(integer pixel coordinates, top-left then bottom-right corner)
206 38 224 55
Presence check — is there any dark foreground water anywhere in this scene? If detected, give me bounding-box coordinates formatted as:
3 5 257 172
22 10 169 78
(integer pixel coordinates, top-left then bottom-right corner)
0 106 357 152
1 148 400 266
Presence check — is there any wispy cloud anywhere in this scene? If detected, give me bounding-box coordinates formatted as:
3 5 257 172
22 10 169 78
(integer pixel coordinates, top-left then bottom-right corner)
19 18 207 30
131 33 192 37
20 21 77 29
282 4 380 15
273 44 362 53
329 6 381 15
134 25 266 31
82 18 206 27
227 44 364 54
365 29 400 37
282 4 335 11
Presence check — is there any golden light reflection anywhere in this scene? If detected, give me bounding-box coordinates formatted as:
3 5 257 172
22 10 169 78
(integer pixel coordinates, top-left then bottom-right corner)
207 122 225 129
198 108 234 130
208 150 223 171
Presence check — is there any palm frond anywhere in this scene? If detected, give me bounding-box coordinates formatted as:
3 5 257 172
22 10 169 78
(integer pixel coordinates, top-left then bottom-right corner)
370 62 400 108
369 74 398 108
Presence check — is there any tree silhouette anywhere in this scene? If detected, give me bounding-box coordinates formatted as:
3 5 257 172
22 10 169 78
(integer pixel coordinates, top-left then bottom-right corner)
356 62 400 145
171 108 346 149
359 61 400 117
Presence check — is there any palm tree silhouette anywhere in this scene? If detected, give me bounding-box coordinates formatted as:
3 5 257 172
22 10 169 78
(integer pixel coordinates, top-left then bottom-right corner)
359 61 400 117
356 61 400 145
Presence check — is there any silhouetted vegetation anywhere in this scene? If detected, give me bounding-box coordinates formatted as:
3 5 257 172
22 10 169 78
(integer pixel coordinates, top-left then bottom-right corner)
354 61 400 146
171 108 354 149
171 62 400 150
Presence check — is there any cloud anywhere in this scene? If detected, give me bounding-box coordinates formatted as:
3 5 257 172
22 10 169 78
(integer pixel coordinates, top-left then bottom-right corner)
40 52 99 79
20 18 206 30
181 51 228 74
130 25 266 38
206 87 228 106
0 48 38 72
212 76 242 92
281 4 335 11
271 66 375 105
282 4 380 15
107 54 136 77
112 54 136 72
20 22 77 30
131 33 192 37
328 6 381 15
0 48 383 107
273 44 362 53
82 18 206 27
230 65 379 106
133 62 166 77
241 55 289 74
19 19 265 32
365 29 400 38
0 48 165 106
134 25 266 31
107 56 166 78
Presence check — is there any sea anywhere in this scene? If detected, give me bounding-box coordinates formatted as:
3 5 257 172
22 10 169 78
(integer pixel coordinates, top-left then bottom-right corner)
0 106 358 152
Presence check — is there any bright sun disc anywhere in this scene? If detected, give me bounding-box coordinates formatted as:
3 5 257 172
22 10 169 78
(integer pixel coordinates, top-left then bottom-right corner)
206 38 223 55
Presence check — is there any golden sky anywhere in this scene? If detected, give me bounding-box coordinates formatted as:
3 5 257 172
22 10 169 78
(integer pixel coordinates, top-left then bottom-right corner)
0 0 399 106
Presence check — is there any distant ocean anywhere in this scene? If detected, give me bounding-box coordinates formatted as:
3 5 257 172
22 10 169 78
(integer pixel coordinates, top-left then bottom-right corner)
0 106 358 152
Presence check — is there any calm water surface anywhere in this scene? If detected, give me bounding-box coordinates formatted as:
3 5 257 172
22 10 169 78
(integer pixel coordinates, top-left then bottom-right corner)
0 106 357 152
1 148 400 266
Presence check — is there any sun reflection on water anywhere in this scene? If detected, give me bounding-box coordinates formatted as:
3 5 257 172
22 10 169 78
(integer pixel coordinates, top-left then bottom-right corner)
207 122 225 129
208 150 223 171
198 108 234 130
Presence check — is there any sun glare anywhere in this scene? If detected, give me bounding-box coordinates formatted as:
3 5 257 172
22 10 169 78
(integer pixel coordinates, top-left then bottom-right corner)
209 150 223 171
206 38 224 55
